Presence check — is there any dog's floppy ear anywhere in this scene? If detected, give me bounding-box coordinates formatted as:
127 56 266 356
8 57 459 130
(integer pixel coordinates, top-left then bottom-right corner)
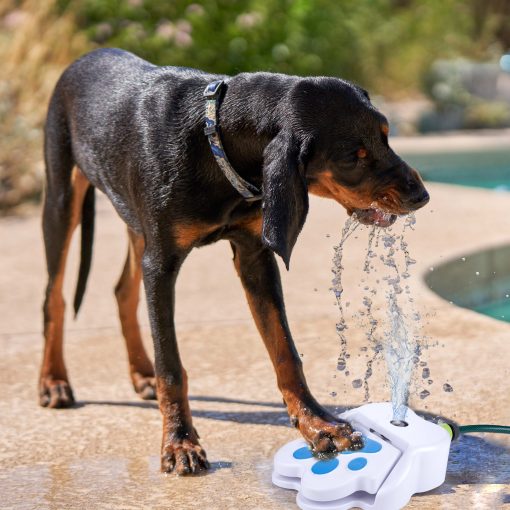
261 130 309 270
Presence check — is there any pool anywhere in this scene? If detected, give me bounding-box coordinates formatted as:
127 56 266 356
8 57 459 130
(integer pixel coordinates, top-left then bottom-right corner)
425 243 510 324
403 149 510 191
475 299 509 321
401 148 510 323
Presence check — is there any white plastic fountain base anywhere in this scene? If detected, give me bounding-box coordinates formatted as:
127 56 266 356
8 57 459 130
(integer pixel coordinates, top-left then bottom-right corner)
272 402 451 510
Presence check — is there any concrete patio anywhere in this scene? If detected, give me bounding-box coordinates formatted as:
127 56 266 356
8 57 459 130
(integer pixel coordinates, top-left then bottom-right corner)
1 140 509 508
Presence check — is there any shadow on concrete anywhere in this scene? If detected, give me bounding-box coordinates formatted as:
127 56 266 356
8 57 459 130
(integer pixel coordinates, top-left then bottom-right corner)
444 434 510 485
78 397 510 486
76 396 350 424
189 395 286 408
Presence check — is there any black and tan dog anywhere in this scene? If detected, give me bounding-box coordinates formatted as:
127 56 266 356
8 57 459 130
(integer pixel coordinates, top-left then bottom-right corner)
40 48 429 475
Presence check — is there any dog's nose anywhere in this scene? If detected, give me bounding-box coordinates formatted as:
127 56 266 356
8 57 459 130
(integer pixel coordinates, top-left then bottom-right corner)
405 189 430 210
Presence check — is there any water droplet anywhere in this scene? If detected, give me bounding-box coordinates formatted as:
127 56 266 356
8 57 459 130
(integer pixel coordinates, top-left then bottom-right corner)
337 359 346 371
352 379 362 389
330 391 337 397
422 367 430 378
429 267 434 272
475 271 480 276
428 379 433 385
419 389 430 399
443 383 453 393
461 257 466 261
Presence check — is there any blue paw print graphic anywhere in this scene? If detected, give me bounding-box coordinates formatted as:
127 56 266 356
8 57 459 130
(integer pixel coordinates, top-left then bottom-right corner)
292 437 382 475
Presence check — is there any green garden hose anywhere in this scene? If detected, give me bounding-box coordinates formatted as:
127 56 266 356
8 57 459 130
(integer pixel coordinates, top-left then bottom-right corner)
439 421 510 441
459 424 510 435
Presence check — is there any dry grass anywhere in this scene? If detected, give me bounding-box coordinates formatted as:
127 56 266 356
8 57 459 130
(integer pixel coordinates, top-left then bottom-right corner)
0 0 88 212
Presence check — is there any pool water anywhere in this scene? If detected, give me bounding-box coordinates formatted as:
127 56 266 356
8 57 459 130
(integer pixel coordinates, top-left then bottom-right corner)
475 299 510 322
412 149 510 324
404 149 510 191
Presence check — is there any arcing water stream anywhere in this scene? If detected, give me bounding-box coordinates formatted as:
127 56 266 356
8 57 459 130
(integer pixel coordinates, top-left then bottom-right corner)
331 213 449 422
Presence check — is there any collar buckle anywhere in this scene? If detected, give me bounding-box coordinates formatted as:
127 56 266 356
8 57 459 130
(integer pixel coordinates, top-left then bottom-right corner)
203 80 224 98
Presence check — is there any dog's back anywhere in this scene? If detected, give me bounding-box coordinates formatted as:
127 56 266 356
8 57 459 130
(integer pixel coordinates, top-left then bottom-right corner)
46 49 217 224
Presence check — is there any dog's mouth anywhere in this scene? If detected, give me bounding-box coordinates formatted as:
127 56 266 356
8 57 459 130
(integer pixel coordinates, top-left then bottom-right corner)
350 207 397 228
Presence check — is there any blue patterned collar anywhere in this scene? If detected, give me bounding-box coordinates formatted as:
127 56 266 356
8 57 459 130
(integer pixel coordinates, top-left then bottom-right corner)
203 81 262 202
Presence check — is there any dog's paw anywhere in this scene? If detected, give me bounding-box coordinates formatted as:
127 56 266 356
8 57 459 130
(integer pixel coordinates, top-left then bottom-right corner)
297 415 363 456
161 440 210 475
132 372 157 400
39 377 75 408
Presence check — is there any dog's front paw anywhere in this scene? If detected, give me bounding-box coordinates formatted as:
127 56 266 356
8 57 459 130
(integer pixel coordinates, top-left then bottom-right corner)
296 414 363 456
39 377 75 408
161 439 210 475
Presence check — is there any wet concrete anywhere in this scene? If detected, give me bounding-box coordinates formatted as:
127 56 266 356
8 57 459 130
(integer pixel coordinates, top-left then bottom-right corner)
1 182 509 509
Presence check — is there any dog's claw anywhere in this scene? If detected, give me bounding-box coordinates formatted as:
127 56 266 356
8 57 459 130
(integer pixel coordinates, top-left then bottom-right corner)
349 431 364 450
161 440 210 475
39 378 75 408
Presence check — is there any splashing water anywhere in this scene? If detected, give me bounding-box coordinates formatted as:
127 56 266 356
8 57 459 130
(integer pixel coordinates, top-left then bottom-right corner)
330 213 435 422
331 217 360 375
379 215 421 421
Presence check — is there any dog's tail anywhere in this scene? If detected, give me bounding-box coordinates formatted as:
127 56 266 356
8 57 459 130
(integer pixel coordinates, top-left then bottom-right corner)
73 185 95 318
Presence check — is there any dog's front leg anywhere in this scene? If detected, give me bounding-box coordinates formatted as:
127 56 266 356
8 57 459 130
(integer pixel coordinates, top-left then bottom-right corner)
230 235 363 455
142 246 209 475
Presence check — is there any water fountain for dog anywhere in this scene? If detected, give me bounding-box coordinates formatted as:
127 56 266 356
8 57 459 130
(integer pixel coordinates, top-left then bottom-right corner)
273 402 453 510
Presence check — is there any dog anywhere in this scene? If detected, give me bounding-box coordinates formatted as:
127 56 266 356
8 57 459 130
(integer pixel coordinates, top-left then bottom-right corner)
40 48 429 475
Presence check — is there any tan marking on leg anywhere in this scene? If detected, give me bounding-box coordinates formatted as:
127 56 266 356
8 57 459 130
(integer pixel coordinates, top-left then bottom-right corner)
115 229 156 398
233 247 357 454
172 222 219 249
40 167 90 405
232 252 305 401
157 372 209 474
236 214 263 237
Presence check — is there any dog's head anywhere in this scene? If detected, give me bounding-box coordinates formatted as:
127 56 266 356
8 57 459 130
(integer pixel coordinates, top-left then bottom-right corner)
261 77 429 268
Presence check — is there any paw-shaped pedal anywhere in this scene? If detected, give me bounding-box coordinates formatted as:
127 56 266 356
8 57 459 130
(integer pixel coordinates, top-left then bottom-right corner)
273 432 400 504
272 402 451 510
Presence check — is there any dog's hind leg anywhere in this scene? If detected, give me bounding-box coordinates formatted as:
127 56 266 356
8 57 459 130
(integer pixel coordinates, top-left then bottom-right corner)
115 228 156 400
40 96 90 408
40 165 90 408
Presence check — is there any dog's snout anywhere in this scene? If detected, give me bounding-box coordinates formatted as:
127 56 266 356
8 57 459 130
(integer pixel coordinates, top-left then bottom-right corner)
405 188 430 210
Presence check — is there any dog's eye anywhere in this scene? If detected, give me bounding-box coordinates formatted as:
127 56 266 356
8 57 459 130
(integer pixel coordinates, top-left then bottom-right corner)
357 148 367 159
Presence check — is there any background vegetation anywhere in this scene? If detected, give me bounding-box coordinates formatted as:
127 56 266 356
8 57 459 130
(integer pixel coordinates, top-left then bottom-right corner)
1 0 509 212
